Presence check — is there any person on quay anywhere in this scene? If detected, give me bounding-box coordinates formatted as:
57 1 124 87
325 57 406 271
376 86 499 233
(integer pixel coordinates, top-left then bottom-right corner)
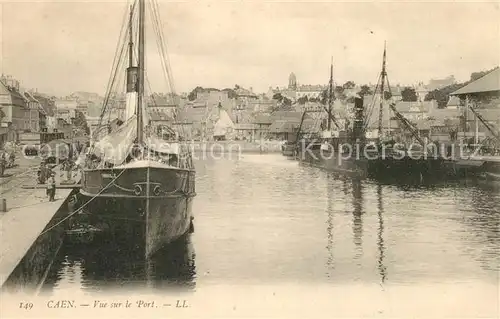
47 172 56 202
64 158 73 181
38 160 48 184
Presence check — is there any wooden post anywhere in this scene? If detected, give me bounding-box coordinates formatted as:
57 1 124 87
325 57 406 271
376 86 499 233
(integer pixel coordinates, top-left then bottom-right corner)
464 95 469 143
475 105 479 146
0 198 7 212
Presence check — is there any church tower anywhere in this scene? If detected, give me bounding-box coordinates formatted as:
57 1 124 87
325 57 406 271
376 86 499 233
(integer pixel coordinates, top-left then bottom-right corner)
288 72 297 90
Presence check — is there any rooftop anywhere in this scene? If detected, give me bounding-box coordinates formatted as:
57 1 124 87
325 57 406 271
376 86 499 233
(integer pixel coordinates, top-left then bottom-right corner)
451 67 500 96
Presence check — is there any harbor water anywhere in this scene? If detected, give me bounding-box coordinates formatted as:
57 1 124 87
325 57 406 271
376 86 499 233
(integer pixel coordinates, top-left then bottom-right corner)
37 154 499 313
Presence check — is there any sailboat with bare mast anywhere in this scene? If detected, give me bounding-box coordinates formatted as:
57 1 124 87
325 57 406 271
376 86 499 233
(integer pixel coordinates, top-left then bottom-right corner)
364 42 448 180
298 58 369 176
299 43 452 181
78 0 196 258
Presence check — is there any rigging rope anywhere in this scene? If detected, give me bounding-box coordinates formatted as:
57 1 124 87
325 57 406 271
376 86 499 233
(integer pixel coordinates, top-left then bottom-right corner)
363 72 382 131
91 0 137 157
149 2 171 98
147 0 189 139
151 0 177 95
97 0 131 126
90 0 191 164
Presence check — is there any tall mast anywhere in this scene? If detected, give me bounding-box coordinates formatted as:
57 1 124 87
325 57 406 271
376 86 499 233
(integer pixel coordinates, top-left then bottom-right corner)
378 42 387 143
128 5 134 68
124 4 137 121
327 56 334 131
136 0 145 144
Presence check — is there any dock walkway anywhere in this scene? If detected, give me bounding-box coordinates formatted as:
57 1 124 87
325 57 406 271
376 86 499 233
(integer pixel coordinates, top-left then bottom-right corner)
468 155 500 163
0 166 81 288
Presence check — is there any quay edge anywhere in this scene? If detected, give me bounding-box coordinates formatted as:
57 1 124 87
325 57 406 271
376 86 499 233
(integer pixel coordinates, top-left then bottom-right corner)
0 187 79 293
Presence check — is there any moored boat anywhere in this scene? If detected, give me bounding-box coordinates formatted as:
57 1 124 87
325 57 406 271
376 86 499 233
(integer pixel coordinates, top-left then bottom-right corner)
77 0 196 258
299 45 452 181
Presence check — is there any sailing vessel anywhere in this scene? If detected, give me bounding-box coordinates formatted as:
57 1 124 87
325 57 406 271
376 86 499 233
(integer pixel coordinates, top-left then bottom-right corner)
298 58 370 177
299 44 454 181
77 0 196 258
362 43 449 180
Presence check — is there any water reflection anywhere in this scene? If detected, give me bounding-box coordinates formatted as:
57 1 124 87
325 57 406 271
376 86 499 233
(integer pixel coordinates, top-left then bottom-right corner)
325 174 335 273
377 184 387 284
462 181 500 273
42 235 196 293
350 179 364 261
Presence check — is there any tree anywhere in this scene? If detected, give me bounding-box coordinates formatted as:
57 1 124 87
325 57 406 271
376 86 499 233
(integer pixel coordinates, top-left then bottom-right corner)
357 85 372 97
270 97 293 113
222 88 237 99
270 92 293 112
401 87 418 102
282 97 292 106
425 89 448 108
188 86 204 101
342 81 355 89
319 89 328 105
297 96 309 104
272 92 284 101
425 83 464 108
187 86 221 101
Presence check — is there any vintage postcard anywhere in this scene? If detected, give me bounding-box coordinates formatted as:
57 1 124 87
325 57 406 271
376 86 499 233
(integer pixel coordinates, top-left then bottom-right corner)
0 0 499 318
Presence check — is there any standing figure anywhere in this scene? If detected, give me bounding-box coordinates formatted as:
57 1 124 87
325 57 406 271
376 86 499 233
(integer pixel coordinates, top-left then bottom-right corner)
64 158 73 181
47 172 56 202
8 151 15 167
0 152 5 177
38 161 48 184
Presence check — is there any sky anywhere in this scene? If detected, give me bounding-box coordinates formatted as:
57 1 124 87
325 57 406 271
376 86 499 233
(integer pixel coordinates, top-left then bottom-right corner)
0 0 499 96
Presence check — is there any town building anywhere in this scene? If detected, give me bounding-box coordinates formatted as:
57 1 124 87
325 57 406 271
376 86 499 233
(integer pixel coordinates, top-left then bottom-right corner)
70 91 103 116
414 82 429 102
22 91 45 132
267 111 318 141
247 96 277 113
0 75 30 143
296 84 325 100
427 75 456 91
85 115 101 138
33 94 56 130
288 72 297 90
446 96 462 109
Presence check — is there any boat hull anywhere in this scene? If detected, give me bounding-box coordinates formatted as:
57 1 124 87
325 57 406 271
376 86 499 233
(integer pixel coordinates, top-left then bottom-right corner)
365 155 449 178
298 146 455 180
79 164 196 258
298 148 369 177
